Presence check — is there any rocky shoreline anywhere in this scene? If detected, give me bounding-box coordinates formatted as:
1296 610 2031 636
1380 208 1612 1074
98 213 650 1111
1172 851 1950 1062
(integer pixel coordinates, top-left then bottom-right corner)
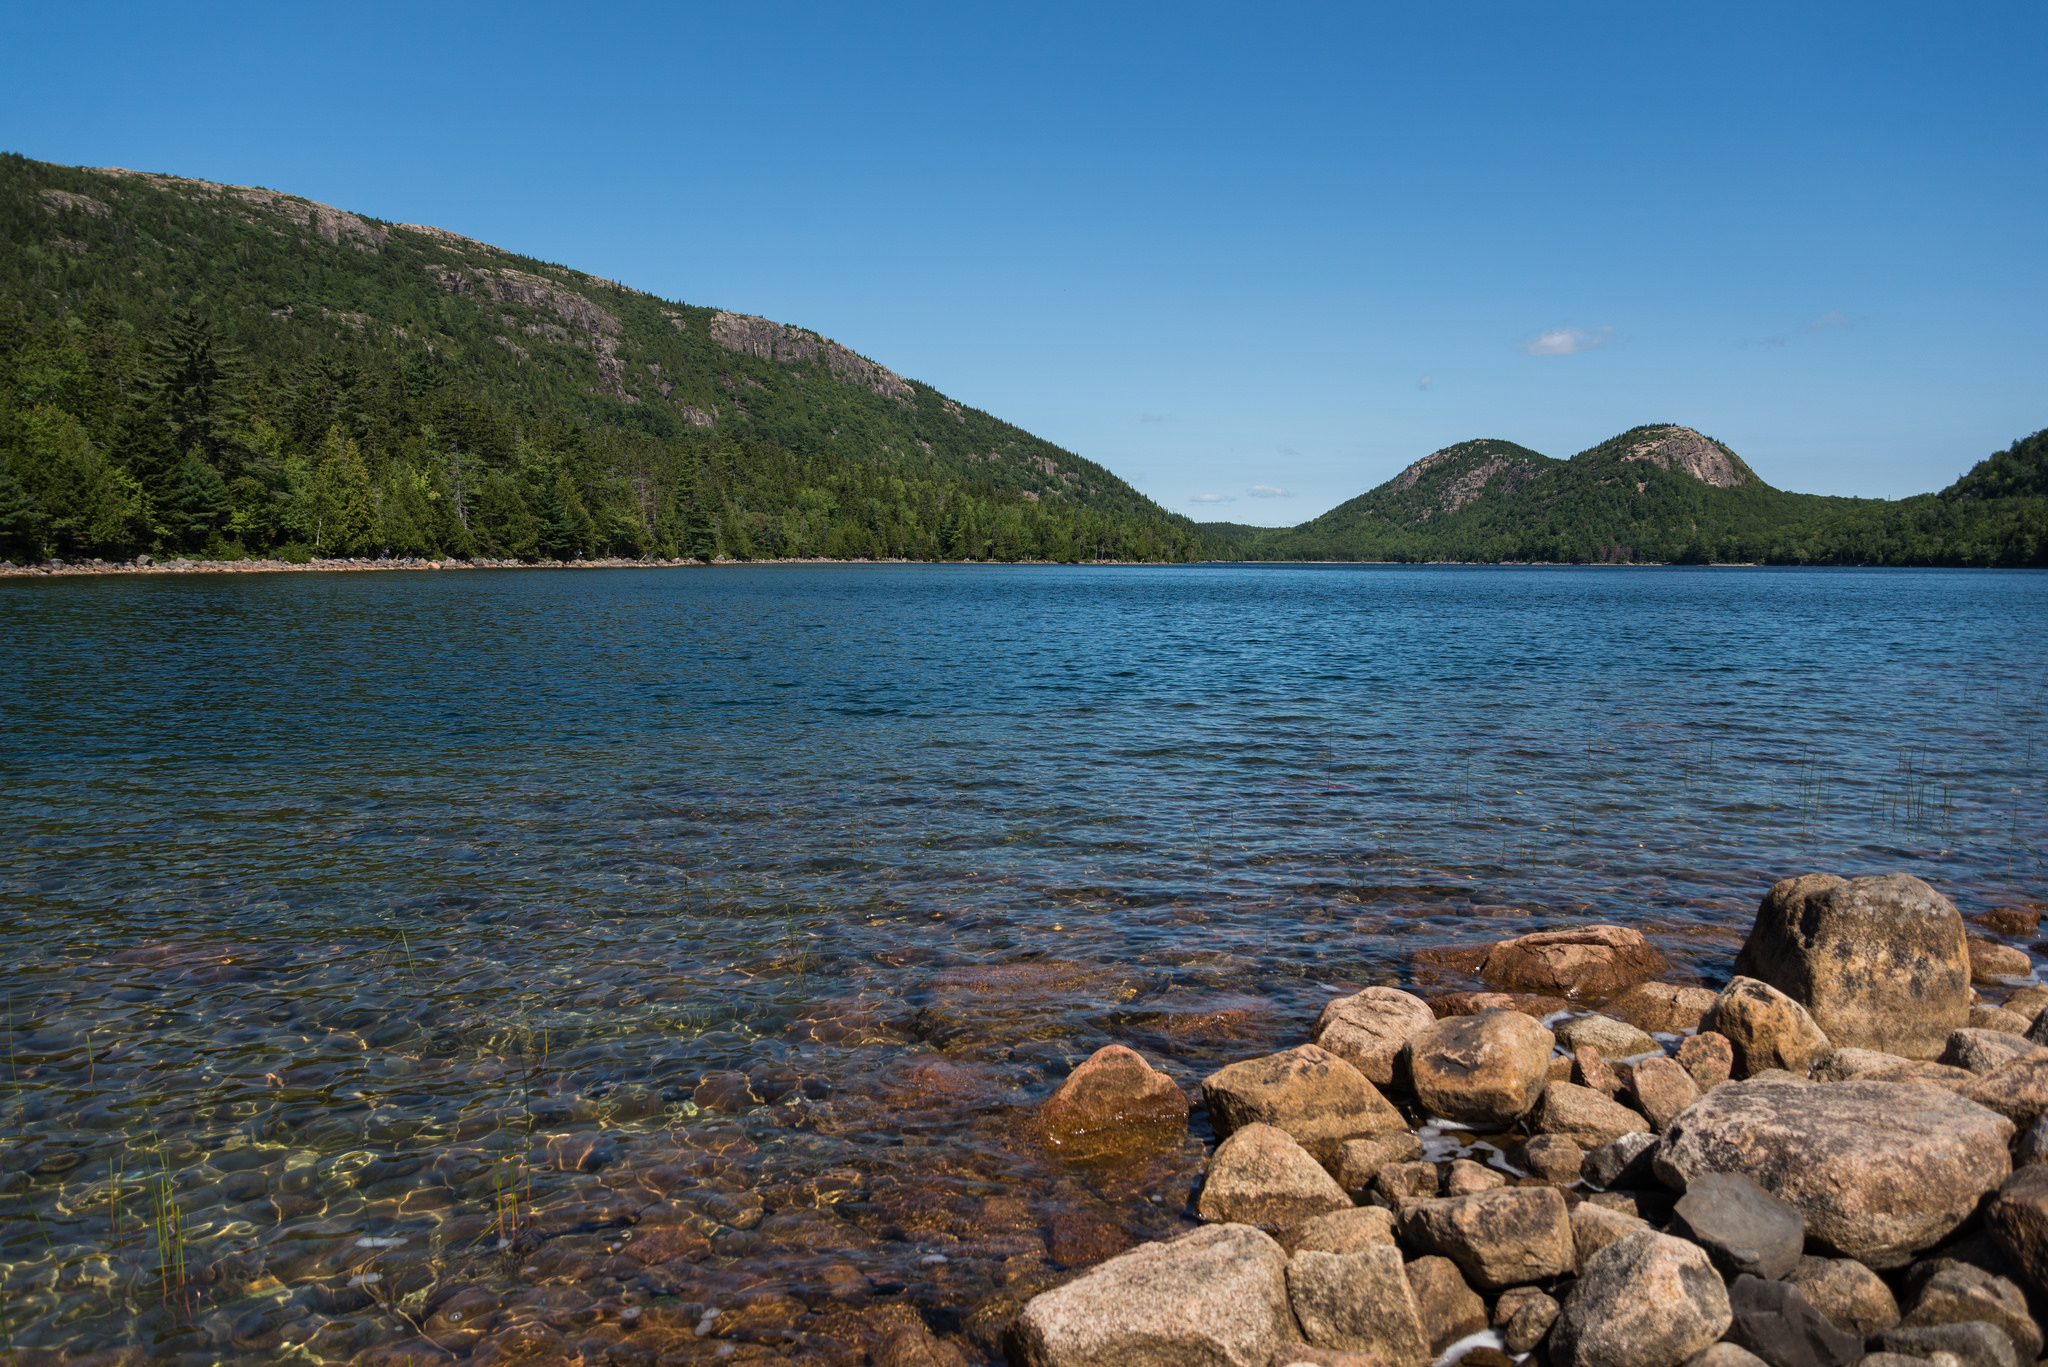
0 555 1168 577
1015 872 2048 1367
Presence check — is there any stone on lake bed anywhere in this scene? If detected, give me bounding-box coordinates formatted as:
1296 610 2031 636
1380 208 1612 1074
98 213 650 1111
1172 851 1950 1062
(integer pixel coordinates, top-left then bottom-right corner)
1556 1013 1660 1059
1530 1080 1650 1149
1397 1186 1574 1289
1549 1230 1732 1367
1732 872 1971 1060
1313 988 1437 1088
1605 981 1719 1034
1037 1044 1189 1166
1702 977 1833 1079
1202 1044 1406 1148
1671 1171 1806 1281
1013 1222 1299 1367
1407 1009 1554 1126
1198 1123 1353 1233
1655 1077 2015 1267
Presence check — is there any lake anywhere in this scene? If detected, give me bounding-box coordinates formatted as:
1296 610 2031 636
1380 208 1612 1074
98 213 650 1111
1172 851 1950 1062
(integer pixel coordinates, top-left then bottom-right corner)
2 564 2043 1363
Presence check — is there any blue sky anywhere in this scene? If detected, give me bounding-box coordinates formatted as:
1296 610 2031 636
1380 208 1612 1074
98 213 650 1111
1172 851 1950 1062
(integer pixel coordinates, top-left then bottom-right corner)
5 3 2043 521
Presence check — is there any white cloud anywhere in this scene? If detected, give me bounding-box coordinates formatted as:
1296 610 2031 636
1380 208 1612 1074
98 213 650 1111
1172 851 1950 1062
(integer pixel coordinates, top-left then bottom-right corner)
1803 311 1851 333
1519 326 1613 357
1418 374 1432 390
1190 493 1232 504
1247 485 1289 498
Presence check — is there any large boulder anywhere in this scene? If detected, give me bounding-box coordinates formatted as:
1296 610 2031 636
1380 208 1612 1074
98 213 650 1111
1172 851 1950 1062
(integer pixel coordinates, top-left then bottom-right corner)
1203 1045 1405 1148
1407 1010 1553 1126
1962 1054 2048 1127
1732 872 1971 1060
1557 1013 1661 1059
1942 1028 2048 1075
1284 1247 1431 1367
1702 978 1833 1078
1570 1200 1651 1272
1198 1124 1354 1233
1314 989 1437 1087
1531 1081 1651 1149
1012 1222 1300 1367
1606 981 1719 1034
1038 1045 1190 1166
1472 925 1673 998
1397 1186 1574 1290
1899 1261 2043 1361
1878 1321 2022 1367
1813 1047 1971 1089
1288 1206 1397 1255
1672 1171 1806 1281
1549 1230 1733 1367
1654 1078 2014 1267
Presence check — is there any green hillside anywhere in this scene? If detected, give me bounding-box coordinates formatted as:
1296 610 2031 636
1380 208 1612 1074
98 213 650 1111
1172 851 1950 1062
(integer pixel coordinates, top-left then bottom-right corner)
0 154 1203 564
1210 424 2048 566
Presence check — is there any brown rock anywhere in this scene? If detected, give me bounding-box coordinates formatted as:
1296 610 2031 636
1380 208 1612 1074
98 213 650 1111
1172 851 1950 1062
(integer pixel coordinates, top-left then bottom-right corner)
875 1324 973 1367
1963 1055 2048 1127
1402 1254 1487 1352
1408 1010 1554 1126
1654 1077 2015 1267
1546 1053 1573 1081
1784 1254 1900 1337
1571 1199 1651 1272
1814 1048 1973 1088
1199 1123 1354 1233
1702 976 1833 1078
1430 990 1573 1019
1606 982 1719 1034
1972 940 2035 984
1014 1222 1300 1367
1972 1005 2034 1035
1048 1209 1134 1266
1574 1044 1621 1093
1373 1161 1440 1206
1498 1289 1560 1354
1203 1045 1406 1148
1549 1231 1732 1367
1678 1031 1734 1089
1513 1133 1584 1185
1531 1081 1650 1149
1630 1056 1702 1132
1475 925 1673 998
1445 1159 1506 1196
1289 1206 1398 1255
1558 1013 1661 1059
1330 1132 1423 1199
1985 1165 2048 1296
1943 1028 2048 1075
1978 907 2044 938
1283 1246 1429 1367
1732 872 1970 1060
1899 1260 2043 1360
1039 1045 1190 1166
1397 1186 1575 1289
2006 984 2048 1023
1314 989 1437 1087
1269 1350 1391 1367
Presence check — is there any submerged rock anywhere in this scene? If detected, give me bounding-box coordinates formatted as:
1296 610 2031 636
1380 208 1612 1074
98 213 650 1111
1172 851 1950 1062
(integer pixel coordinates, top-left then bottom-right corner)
1731 872 1971 1060
1549 1230 1732 1367
1012 1222 1299 1367
1314 988 1437 1087
1038 1045 1190 1166
1655 1078 2013 1267
1474 925 1673 997
1407 1010 1553 1127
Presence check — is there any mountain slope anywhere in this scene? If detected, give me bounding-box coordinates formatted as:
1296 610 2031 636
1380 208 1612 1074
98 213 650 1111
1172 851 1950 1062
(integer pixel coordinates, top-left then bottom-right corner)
0 154 1202 563
1213 424 2046 566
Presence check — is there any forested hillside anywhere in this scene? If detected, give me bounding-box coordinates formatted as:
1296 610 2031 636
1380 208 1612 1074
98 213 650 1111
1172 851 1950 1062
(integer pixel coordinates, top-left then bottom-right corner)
1210 425 2048 566
0 154 1204 564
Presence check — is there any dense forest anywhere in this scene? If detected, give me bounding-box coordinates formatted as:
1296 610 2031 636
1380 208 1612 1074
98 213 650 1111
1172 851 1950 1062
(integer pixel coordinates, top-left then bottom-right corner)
0 155 1205 565
1204 425 2048 566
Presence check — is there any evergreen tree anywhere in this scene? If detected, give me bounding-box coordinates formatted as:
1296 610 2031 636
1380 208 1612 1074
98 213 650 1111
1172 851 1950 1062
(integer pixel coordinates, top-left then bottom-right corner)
0 460 44 561
163 448 232 550
475 469 539 558
310 428 374 554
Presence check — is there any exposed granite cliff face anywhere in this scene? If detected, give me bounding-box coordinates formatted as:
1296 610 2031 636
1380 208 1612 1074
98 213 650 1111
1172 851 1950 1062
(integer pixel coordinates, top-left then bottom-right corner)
1617 426 1755 489
709 311 915 404
1376 440 1557 521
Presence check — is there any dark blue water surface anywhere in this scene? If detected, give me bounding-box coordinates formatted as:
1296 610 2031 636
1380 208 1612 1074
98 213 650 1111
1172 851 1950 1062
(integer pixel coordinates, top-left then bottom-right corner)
2 564 2044 1362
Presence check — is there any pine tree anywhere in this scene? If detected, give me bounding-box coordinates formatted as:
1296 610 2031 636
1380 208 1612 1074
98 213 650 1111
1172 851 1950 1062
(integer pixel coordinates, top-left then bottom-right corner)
310 427 374 554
